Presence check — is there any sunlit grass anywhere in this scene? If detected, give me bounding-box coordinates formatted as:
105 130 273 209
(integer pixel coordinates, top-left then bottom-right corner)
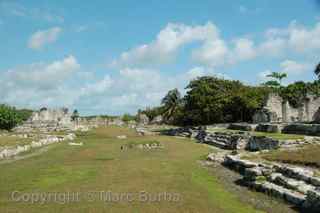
0 126 262 213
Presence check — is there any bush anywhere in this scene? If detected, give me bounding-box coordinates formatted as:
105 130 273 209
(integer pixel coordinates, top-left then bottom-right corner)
16 108 33 121
122 113 136 122
0 104 23 130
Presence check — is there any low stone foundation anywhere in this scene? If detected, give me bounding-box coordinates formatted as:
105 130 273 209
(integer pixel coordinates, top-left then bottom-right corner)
282 124 320 136
222 154 320 210
0 133 76 159
246 136 279 151
255 124 281 133
164 124 320 151
228 123 256 131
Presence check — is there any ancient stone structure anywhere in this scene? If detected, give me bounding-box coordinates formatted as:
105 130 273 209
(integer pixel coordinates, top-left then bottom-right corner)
246 136 279 151
29 107 72 125
77 116 130 128
255 123 281 133
137 113 149 126
253 93 320 123
222 154 320 210
0 133 76 159
14 107 74 132
228 123 255 131
164 126 320 150
150 115 163 125
282 124 320 136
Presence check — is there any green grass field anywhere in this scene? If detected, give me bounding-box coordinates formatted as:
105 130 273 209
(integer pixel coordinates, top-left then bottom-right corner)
0 126 287 213
0 135 33 147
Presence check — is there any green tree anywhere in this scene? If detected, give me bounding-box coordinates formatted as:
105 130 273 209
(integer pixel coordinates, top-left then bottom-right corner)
262 80 280 88
15 109 33 121
139 106 164 121
224 86 270 122
161 88 182 121
71 109 79 121
183 76 242 124
122 113 136 122
265 72 287 87
180 76 270 125
314 62 320 78
279 81 320 108
0 104 22 130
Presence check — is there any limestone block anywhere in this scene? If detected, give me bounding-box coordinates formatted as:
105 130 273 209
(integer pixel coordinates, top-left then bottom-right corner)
255 124 280 133
246 136 279 151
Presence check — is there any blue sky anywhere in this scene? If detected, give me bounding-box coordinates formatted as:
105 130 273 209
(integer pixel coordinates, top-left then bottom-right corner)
1 0 320 115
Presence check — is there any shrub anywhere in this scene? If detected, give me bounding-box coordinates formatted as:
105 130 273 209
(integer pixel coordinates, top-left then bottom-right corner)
0 104 22 130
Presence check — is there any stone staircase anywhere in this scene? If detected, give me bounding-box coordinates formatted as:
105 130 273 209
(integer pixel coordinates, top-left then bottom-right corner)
222 154 320 210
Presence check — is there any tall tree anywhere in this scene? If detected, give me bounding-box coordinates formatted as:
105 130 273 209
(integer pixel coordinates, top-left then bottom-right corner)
71 109 80 124
314 62 320 78
265 72 287 86
161 88 181 121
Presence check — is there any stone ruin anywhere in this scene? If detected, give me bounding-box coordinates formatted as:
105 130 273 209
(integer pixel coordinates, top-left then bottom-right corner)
253 93 320 123
14 107 74 133
77 116 127 128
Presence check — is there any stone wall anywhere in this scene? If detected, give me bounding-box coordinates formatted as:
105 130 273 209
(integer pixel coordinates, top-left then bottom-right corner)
253 93 320 123
0 133 76 159
282 124 320 136
29 107 72 125
14 107 74 133
77 117 126 128
164 126 320 150
264 93 283 122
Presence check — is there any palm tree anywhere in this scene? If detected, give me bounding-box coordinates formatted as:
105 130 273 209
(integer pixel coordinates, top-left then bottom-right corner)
262 80 280 88
71 109 80 124
161 88 181 121
314 62 320 78
266 72 287 86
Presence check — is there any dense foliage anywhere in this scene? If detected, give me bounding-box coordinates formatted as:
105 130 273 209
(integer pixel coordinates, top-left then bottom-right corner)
139 106 165 121
0 104 24 130
279 80 320 108
139 76 271 126
121 113 136 122
180 76 270 125
15 108 33 121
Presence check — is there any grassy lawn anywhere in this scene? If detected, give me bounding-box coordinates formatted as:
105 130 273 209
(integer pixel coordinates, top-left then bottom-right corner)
208 128 305 140
251 132 305 140
0 126 264 213
261 145 320 168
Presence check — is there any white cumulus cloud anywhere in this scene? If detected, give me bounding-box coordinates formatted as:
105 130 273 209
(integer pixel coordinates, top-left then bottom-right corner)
0 55 80 108
111 22 220 67
28 27 62 50
280 60 311 75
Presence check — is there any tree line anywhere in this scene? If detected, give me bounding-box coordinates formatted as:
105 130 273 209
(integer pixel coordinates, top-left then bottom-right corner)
139 65 320 126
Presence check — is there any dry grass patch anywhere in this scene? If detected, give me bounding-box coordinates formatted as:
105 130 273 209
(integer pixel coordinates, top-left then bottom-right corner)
262 145 320 168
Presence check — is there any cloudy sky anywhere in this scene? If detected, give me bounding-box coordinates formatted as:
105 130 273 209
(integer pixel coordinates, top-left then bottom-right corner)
1 0 320 115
